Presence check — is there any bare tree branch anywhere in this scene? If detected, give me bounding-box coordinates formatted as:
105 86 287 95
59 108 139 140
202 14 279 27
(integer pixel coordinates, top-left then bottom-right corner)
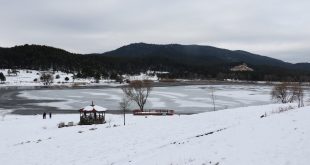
119 94 131 125
271 82 304 107
121 80 153 111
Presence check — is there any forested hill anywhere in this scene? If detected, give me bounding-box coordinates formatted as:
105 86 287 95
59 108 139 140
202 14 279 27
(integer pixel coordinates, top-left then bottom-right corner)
0 44 78 71
101 43 290 67
0 43 310 81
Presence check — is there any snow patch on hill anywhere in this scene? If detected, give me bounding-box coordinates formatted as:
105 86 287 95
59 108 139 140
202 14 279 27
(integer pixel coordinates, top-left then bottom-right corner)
0 69 161 87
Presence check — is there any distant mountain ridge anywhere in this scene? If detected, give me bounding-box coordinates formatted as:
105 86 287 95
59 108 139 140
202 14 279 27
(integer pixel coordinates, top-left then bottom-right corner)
101 43 310 73
100 43 291 67
1 43 310 81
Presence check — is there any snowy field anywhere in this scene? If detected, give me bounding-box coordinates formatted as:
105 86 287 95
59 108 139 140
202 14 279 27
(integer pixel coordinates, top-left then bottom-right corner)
0 103 309 165
0 69 159 87
18 85 273 113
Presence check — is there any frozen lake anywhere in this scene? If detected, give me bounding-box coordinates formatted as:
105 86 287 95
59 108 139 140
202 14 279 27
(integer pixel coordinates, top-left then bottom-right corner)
18 85 273 113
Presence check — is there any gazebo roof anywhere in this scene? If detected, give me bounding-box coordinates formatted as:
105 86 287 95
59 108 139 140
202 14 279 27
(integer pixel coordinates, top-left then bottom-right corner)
80 102 107 112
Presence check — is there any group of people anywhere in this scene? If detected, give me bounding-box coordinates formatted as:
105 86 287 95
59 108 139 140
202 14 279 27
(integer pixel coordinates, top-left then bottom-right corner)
43 112 52 119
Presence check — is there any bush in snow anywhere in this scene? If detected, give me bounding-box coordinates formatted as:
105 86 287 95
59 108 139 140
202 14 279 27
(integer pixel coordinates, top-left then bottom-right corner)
271 83 291 103
271 82 304 107
55 74 60 79
8 69 19 76
58 122 65 128
65 77 69 82
94 73 101 83
40 72 54 85
274 105 295 114
0 72 6 83
115 75 124 84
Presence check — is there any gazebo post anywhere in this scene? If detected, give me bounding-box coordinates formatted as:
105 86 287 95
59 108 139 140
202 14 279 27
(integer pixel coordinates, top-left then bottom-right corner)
104 112 106 123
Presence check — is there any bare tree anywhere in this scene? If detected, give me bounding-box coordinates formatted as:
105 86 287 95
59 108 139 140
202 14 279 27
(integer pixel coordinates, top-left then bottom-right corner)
271 82 304 105
210 86 216 111
271 83 292 103
1 110 11 121
121 80 153 111
7 69 12 76
40 72 54 86
292 83 304 108
119 95 131 125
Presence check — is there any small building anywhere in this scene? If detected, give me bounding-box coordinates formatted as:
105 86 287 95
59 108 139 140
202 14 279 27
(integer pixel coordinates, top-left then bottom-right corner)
230 63 254 72
79 102 107 125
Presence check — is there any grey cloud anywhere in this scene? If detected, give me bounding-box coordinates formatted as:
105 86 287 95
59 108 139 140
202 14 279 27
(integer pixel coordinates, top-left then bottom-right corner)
0 0 310 62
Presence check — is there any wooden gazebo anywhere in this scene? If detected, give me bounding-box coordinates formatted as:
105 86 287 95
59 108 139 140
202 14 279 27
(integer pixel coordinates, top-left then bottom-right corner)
79 101 107 125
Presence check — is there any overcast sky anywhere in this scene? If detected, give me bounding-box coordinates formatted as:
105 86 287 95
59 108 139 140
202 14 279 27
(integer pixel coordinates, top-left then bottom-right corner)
0 0 309 63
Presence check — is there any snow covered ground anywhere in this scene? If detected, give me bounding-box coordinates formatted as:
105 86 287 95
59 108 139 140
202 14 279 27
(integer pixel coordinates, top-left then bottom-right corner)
0 69 160 87
1 103 309 165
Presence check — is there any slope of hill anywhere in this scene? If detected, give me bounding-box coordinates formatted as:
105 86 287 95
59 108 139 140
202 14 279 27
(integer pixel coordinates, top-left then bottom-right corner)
1 43 310 81
294 63 310 71
1 103 309 165
101 43 290 67
0 44 80 72
100 43 310 81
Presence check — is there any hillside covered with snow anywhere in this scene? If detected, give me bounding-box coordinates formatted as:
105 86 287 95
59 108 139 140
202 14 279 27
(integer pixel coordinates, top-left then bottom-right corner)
0 103 309 165
0 69 160 87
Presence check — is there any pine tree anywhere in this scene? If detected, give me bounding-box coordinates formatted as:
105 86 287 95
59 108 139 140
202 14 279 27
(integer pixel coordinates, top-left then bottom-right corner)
0 72 6 82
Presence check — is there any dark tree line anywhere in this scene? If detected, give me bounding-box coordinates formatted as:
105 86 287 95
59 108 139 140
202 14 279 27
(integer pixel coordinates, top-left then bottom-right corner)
1 44 310 82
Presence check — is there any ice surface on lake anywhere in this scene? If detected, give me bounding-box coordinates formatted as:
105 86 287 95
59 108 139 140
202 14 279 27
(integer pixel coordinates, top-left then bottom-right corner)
18 85 273 113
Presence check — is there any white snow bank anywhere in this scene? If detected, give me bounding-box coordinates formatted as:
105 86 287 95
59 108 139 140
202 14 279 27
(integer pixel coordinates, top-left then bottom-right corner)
0 104 309 165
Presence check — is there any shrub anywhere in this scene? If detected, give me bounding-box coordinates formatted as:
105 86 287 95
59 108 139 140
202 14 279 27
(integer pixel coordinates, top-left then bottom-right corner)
58 122 65 128
0 72 6 82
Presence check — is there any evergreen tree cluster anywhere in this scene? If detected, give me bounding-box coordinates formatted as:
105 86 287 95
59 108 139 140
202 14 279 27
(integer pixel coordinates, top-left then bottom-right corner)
1 43 310 82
